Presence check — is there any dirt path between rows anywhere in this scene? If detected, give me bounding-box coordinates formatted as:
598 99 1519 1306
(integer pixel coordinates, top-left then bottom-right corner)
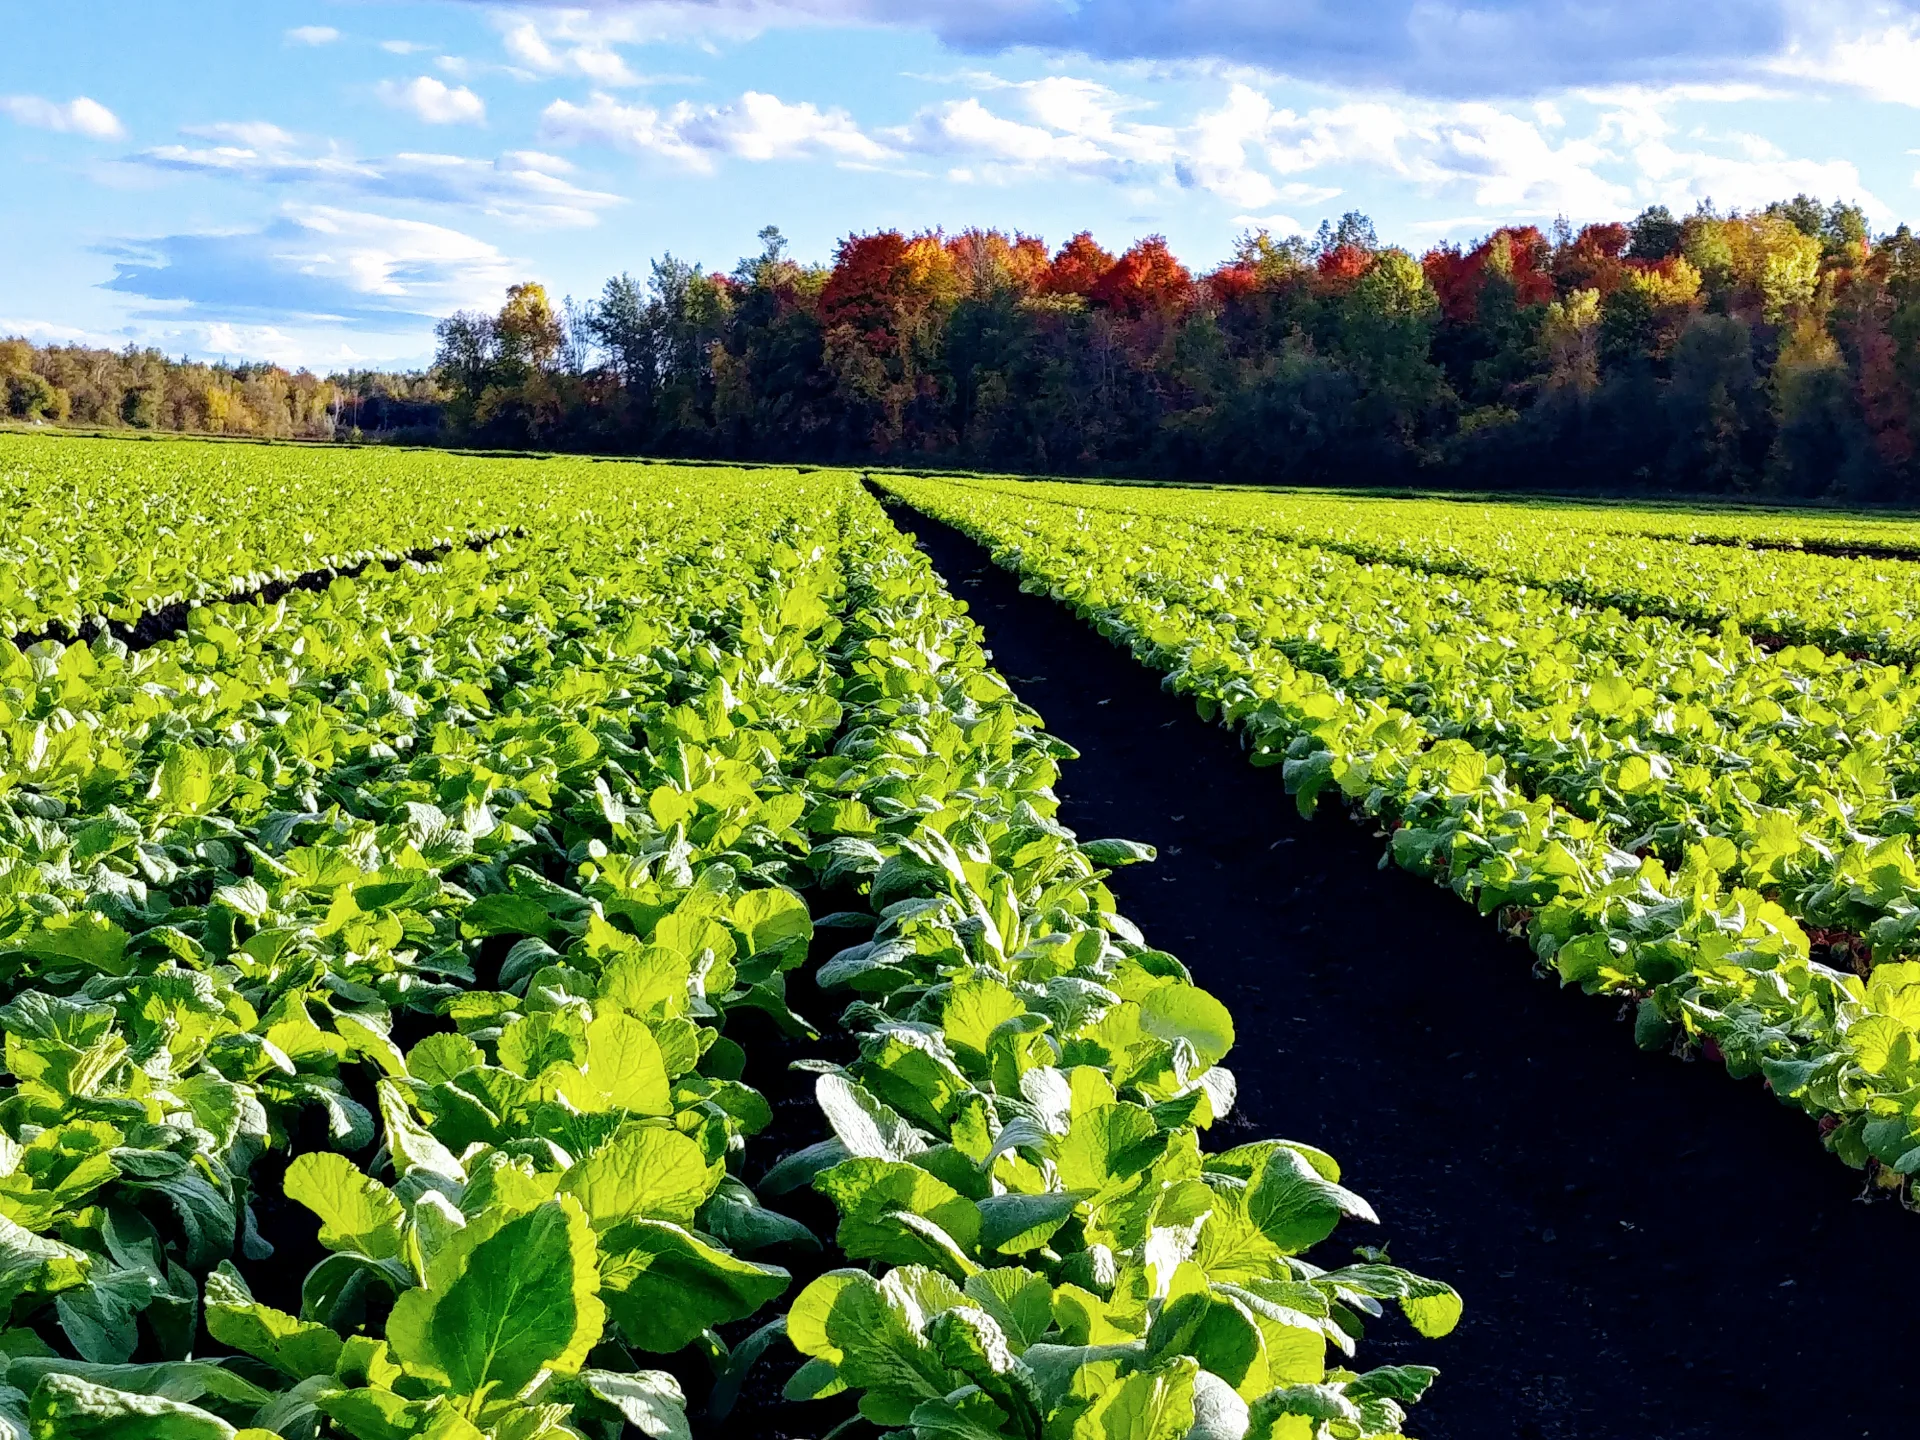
896 499 1920 1440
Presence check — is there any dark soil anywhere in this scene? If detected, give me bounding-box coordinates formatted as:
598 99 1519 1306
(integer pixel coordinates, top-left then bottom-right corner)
893 499 1920 1440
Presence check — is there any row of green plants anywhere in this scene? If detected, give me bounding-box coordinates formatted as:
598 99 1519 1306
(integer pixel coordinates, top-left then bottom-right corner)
895 487 1920 955
0 464 851 1437
0 449 1456 1438
0 432 702 638
771 496 1460 1440
881 473 1920 1194
948 477 1920 664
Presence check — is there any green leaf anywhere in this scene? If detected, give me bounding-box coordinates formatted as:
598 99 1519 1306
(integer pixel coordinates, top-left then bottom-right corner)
731 888 813 968
814 1074 926 1161
558 1126 721 1229
580 1368 691 1440
386 1196 605 1397
1068 1356 1197 1440
962 1268 1054 1353
1082 839 1157 867
552 1014 672 1116
926 1306 1042 1433
1054 1104 1165 1193
1245 1382 1362 1439
0 1215 90 1312
597 1218 790 1353
405 1033 484 1088
1246 1147 1376 1255
4 914 132 978
976 1191 1080 1256
56 1268 157 1363
1321 1265 1463 1339
814 1158 982 1271
283 1153 404 1260
597 948 694 1020
699 1177 818 1255
758 1139 850 1196
704 1317 787 1422
26 1373 236 1440
5 1359 267 1409
785 1268 957 1414
1138 985 1235 1069
941 976 1028 1069
203 1261 344 1380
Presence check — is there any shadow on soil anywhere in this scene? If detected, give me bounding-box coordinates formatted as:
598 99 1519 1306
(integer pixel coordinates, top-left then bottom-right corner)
894 498 1920 1440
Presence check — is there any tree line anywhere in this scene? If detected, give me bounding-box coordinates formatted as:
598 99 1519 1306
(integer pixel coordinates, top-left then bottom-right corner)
0 338 436 442
12 195 1920 500
431 199 1920 500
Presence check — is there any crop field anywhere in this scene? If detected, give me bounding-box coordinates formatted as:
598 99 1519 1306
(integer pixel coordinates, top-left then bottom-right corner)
882 473 1920 1172
7 428 1920 1440
0 433 1458 1440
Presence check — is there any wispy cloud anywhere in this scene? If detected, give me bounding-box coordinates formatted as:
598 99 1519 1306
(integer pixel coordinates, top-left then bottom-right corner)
542 90 892 169
103 205 519 326
129 124 620 228
875 76 1631 217
1 94 124 139
501 17 639 85
462 0 1805 99
285 25 341 46
1769 4 1920 107
378 76 486 125
889 77 1175 186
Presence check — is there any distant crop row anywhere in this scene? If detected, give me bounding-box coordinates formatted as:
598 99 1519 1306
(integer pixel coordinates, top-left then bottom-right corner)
945 477 1920 663
883 474 1920 1193
0 448 1452 1438
0 432 685 637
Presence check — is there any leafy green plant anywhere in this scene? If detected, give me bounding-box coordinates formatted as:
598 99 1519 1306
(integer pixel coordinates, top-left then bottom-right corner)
881 470 1920 1203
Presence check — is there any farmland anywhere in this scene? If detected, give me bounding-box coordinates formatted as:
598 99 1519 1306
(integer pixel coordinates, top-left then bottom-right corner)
882 473 1920 1174
9 428 1920 1439
0 433 1456 1440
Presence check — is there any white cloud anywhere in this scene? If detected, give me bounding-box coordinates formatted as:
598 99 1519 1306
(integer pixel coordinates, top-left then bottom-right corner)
381 40 433 55
1770 3 1920 106
1229 211 1310 236
882 75 1628 218
378 76 486 125
457 0 1805 100
542 90 892 170
1630 133 1886 220
503 18 637 84
130 125 620 228
1579 81 1888 220
1180 85 1283 208
285 24 340 46
0 317 130 348
182 120 301 150
0 94 124 139
1136 91 1631 218
891 76 1177 188
105 204 520 326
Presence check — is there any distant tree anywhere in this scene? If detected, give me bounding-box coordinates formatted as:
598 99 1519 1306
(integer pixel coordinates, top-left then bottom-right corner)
1043 232 1116 298
5 371 63 420
433 310 497 414
1314 211 1379 256
494 282 564 375
1627 205 1684 261
1089 237 1193 318
587 273 656 394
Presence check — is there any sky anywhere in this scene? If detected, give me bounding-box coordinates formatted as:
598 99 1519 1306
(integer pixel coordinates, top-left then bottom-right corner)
6 0 1920 371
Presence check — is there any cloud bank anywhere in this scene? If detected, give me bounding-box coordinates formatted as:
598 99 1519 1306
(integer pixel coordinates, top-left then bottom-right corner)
470 0 1920 99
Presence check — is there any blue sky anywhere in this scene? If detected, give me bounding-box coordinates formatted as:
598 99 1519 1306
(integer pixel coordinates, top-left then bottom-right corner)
6 0 1920 370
